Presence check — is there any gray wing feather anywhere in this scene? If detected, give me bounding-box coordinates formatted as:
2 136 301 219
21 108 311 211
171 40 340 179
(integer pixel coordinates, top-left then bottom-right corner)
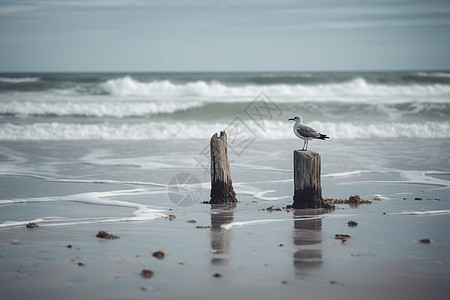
297 125 320 138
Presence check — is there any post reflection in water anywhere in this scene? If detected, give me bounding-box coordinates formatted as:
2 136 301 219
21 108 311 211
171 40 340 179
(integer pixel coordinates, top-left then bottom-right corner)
210 204 235 265
293 209 329 278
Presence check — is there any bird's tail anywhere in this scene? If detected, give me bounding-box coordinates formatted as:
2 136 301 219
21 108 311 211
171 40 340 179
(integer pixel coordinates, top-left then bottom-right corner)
318 133 329 140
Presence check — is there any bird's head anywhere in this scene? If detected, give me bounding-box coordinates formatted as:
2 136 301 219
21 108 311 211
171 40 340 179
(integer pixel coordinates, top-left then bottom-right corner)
288 116 302 123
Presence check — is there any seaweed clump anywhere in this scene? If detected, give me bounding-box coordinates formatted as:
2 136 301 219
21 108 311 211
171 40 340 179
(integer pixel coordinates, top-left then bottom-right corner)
327 195 372 207
96 231 120 240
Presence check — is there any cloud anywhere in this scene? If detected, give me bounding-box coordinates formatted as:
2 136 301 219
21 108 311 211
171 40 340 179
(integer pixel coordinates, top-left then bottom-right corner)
274 0 450 31
277 17 450 32
0 5 38 15
40 0 146 8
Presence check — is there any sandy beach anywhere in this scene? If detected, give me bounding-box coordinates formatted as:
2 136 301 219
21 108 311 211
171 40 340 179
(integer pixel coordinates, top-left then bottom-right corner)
1 138 449 300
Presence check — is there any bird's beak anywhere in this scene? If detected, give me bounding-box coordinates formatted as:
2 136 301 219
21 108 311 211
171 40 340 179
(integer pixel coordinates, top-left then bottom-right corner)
288 118 294 121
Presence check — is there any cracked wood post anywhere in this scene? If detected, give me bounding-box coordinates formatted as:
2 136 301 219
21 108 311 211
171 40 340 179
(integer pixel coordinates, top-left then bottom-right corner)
293 150 333 209
210 131 237 204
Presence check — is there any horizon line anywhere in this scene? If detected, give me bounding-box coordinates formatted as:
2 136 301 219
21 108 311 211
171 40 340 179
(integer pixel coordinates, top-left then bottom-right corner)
1 68 449 74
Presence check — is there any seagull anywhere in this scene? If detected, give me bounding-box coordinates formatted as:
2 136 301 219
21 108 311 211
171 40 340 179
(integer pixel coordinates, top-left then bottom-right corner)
288 116 329 151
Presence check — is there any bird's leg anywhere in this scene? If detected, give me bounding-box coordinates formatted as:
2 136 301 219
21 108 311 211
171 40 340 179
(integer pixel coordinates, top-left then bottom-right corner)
301 140 306 151
304 140 309 151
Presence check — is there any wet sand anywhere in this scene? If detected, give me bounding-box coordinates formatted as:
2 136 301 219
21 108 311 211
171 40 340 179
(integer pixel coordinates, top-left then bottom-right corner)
1 185 449 300
0 139 449 299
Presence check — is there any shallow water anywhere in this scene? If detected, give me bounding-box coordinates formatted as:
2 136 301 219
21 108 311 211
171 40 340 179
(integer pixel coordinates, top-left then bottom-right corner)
0 138 448 227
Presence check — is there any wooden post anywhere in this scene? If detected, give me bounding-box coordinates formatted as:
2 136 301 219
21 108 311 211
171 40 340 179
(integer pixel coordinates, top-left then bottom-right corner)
293 150 333 209
210 131 237 204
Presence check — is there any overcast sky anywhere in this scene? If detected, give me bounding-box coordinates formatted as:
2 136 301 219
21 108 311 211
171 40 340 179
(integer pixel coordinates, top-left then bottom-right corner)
1 0 449 72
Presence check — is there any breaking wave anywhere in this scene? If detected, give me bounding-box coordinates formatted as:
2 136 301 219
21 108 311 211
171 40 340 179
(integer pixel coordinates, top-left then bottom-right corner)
0 76 41 83
96 76 450 100
0 121 448 140
1 72 448 141
0 100 203 117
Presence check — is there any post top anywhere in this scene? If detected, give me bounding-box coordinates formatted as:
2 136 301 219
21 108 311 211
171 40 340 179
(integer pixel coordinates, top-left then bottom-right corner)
294 150 320 157
211 131 227 141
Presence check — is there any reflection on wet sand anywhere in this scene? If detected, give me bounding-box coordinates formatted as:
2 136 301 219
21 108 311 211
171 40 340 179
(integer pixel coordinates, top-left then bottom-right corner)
293 209 329 278
210 204 235 265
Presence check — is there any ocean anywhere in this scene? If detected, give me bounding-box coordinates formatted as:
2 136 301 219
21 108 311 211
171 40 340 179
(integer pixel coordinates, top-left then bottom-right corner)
0 71 449 140
1 72 449 299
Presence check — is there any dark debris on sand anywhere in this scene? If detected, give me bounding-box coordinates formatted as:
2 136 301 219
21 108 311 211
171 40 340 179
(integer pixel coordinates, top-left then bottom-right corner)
152 250 166 259
165 214 176 221
140 269 154 279
419 238 431 244
285 204 295 210
327 195 372 206
261 205 295 212
347 221 358 227
26 223 39 228
96 231 120 240
335 234 351 243
329 280 345 286
263 206 282 212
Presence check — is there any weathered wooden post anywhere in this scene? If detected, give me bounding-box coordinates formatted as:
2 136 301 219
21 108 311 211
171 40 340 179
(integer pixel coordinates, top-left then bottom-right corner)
210 131 237 204
293 150 333 209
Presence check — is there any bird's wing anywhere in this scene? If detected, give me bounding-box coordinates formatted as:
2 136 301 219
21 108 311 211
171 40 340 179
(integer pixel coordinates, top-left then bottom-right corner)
296 125 320 138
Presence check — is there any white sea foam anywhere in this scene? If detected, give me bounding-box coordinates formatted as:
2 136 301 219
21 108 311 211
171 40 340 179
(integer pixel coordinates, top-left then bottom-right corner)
221 214 356 230
389 210 450 216
341 169 450 188
252 190 291 201
314 121 450 139
0 122 225 140
0 189 167 228
414 72 450 78
0 77 40 83
373 194 390 200
0 100 203 117
221 219 291 230
97 76 450 100
398 170 450 187
323 170 370 177
99 77 236 97
0 172 170 188
0 120 449 140
0 218 46 228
